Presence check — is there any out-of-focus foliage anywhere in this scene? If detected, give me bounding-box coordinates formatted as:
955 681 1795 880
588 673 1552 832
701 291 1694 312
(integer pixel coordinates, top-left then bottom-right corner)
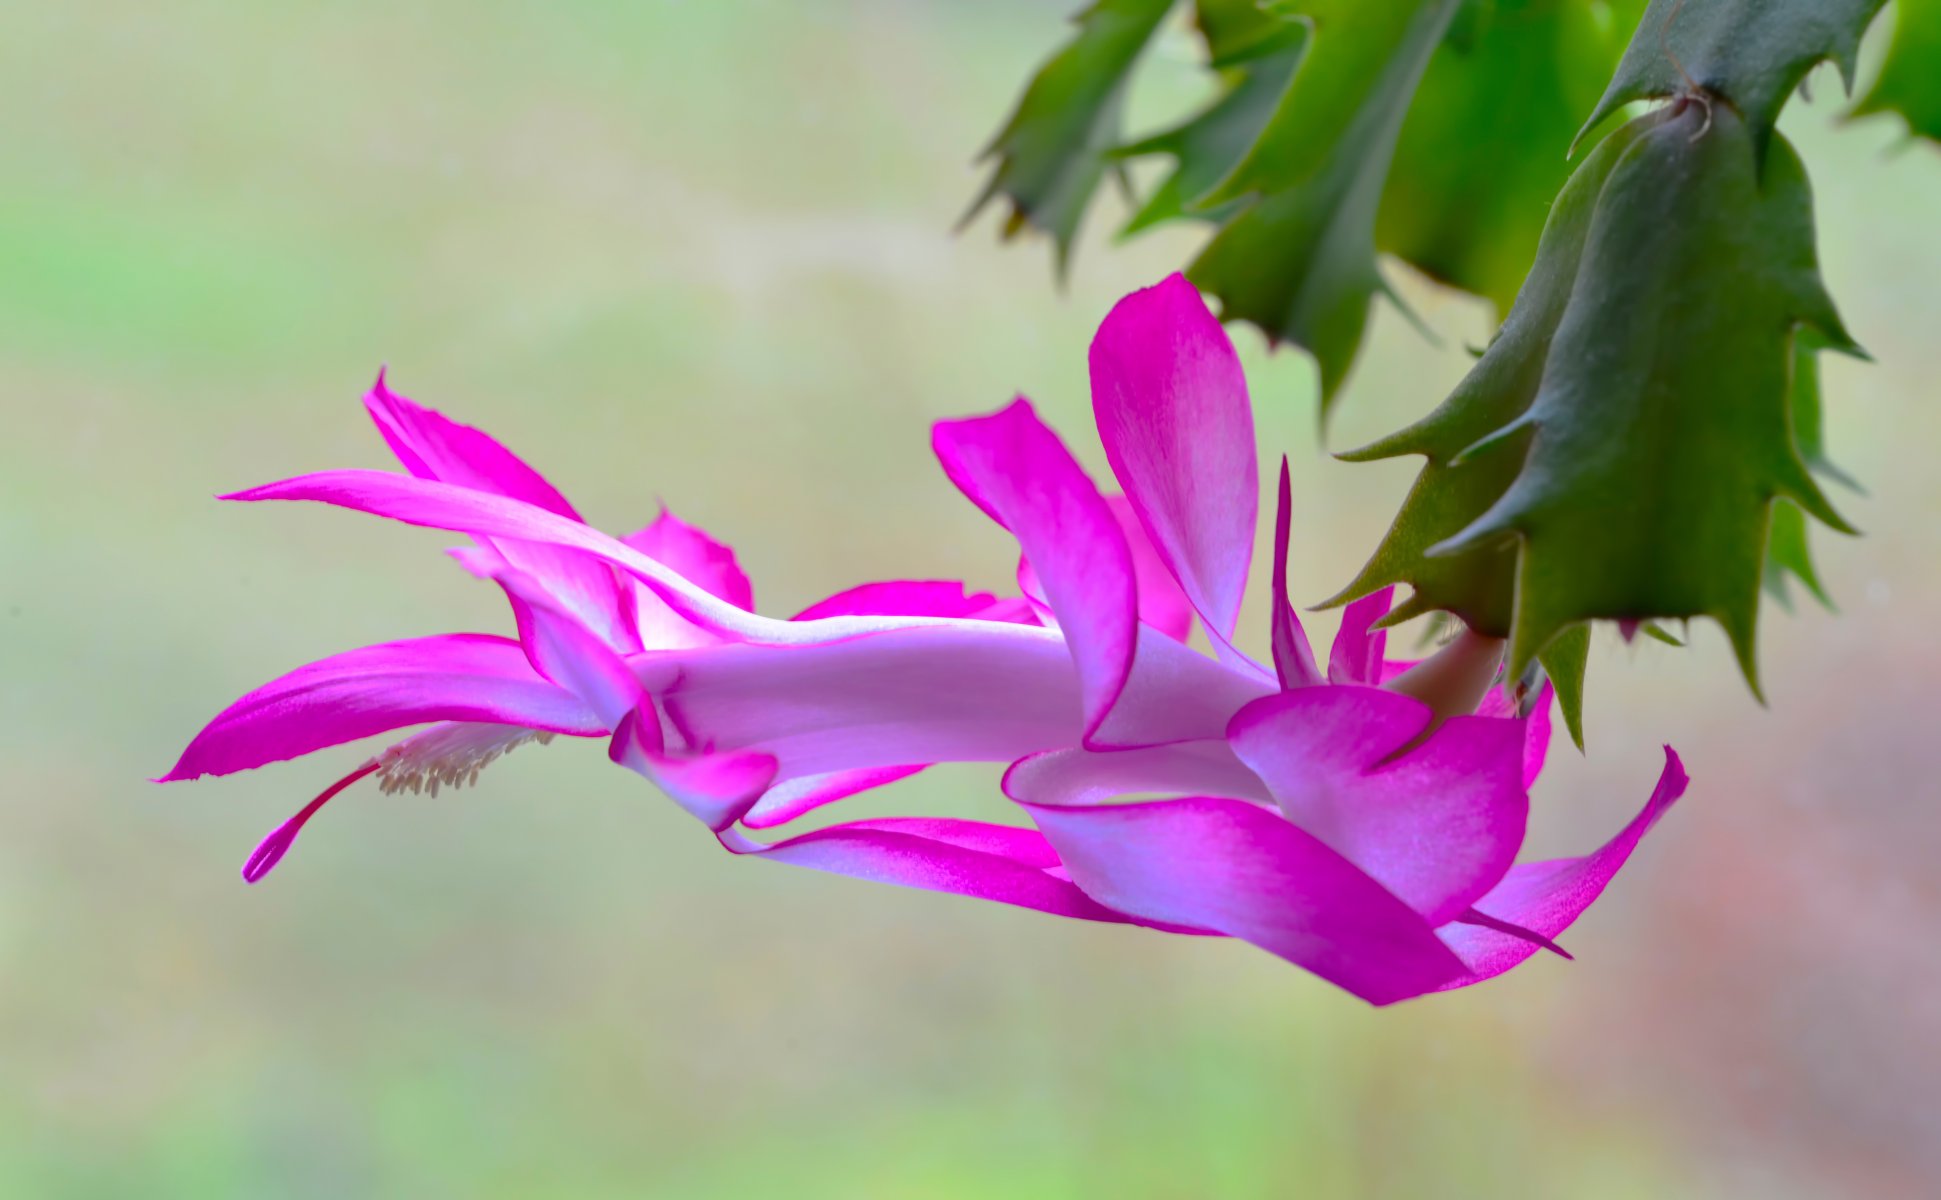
1765 334 1861 611
973 0 1640 406
964 0 1176 276
1852 0 1941 143
1379 0 1641 313
1186 0 1462 413
1114 1 1306 237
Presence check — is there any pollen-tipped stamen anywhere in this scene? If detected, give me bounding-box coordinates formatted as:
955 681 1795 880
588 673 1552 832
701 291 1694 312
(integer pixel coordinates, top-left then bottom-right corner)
374 724 556 796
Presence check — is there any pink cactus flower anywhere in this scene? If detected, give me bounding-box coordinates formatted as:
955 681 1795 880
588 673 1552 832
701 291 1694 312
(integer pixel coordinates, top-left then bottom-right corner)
164 275 1686 1004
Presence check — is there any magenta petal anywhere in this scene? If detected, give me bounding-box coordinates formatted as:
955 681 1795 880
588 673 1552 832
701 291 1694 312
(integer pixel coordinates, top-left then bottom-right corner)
1270 458 1324 689
1519 682 1555 790
1089 274 1257 652
1438 748 1690 988
1108 495 1194 642
791 581 999 622
609 706 776 830
636 623 1269 782
1329 587 1394 685
1019 795 1466 1005
1227 688 1527 925
719 818 1139 925
639 625 1084 779
161 634 602 782
365 376 637 650
1468 681 1555 790
1002 740 1272 808
225 471 1007 647
365 372 583 519
740 765 928 830
933 399 1137 743
497 570 645 728
446 544 508 581
623 507 755 610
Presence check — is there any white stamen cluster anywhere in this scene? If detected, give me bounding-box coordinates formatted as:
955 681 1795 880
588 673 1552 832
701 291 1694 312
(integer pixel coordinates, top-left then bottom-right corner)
374 723 557 796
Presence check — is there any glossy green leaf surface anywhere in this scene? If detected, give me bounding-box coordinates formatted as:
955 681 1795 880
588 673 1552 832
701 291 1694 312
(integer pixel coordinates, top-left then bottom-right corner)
1341 103 1861 694
1580 0 1888 153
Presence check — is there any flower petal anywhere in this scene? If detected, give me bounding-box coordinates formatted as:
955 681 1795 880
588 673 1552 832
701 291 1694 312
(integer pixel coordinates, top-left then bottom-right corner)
610 705 777 830
635 622 1270 783
932 399 1137 743
740 765 928 830
1270 458 1324 688
1329 586 1394 685
364 372 583 518
1226 688 1527 925
1110 495 1194 642
1437 747 1689 988
791 581 999 622
623 507 755 610
225 471 1005 647
1089 274 1257 654
160 634 601 782
718 818 1145 925
496 570 646 729
364 376 638 650
639 626 1082 779
1018 795 1467 1005
1002 740 1272 808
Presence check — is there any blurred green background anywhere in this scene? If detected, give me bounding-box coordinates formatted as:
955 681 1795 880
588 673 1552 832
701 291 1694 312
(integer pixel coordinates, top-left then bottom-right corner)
4 2 1939 1196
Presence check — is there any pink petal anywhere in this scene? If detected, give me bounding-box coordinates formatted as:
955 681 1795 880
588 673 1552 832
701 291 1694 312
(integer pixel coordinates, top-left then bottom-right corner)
718 817 1144 925
1018 795 1467 1005
1270 458 1324 688
1519 682 1555 790
1109 495 1194 642
160 634 602 782
225 471 1012 647
635 622 1270 783
740 765 928 829
364 372 583 519
623 507 755 610
1002 740 1272 808
1329 587 1394 685
446 544 508 580
970 596 1043 625
639 626 1081 779
791 581 999 622
933 399 1137 743
1024 496 1194 641
609 705 777 830
1468 680 1555 789
496 570 647 728
1226 688 1527 925
1089 274 1257 654
1437 747 1690 988
364 376 638 650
